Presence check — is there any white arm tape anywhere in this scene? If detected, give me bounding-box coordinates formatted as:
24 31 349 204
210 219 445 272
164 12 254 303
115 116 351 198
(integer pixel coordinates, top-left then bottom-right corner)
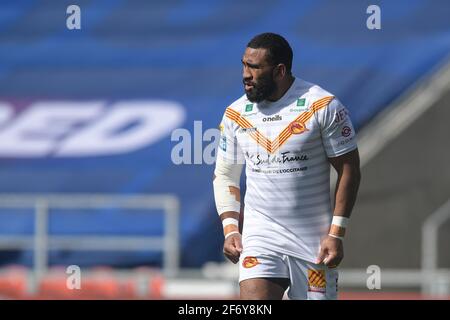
222 218 239 228
328 233 344 241
213 156 243 215
332 216 349 228
225 231 241 239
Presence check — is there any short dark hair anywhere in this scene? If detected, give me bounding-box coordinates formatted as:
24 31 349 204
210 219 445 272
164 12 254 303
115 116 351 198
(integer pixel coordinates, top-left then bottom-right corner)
247 33 293 73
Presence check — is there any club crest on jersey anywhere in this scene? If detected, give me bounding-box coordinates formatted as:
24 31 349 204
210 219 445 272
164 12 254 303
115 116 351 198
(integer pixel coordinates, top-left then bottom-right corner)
290 121 308 134
308 269 326 293
242 256 260 268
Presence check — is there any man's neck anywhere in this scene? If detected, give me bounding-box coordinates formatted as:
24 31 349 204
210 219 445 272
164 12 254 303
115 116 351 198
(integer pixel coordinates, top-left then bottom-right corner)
267 75 295 102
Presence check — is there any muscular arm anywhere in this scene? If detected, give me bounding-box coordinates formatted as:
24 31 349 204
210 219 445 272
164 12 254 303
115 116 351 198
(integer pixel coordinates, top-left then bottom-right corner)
213 157 244 263
316 148 361 266
328 148 361 218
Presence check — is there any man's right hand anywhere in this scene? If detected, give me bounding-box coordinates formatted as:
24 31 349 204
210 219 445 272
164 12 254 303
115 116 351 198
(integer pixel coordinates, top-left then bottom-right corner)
223 233 243 264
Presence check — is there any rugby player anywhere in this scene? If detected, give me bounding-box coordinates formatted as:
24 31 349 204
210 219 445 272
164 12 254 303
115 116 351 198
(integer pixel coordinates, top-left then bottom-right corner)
213 33 361 300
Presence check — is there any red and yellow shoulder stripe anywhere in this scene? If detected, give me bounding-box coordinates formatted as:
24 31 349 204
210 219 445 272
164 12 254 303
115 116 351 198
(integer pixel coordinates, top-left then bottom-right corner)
225 96 334 154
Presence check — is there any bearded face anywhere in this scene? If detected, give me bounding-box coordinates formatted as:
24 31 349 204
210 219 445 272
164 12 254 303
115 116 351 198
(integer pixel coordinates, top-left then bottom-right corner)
243 67 277 103
242 47 278 103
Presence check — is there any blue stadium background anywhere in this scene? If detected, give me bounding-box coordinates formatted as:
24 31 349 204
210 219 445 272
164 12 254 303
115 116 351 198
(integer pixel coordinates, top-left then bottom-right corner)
0 0 449 268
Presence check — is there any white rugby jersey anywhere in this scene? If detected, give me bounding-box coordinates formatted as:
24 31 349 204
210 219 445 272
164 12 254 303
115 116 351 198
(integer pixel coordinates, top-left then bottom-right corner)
217 77 357 263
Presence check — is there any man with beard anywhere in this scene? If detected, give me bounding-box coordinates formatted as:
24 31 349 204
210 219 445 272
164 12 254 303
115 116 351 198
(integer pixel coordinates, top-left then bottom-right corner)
213 33 361 300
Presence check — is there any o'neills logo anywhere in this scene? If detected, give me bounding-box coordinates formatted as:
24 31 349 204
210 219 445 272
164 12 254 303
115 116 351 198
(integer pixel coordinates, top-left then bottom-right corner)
242 256 260 268
262 115 282 122
290 121 308 134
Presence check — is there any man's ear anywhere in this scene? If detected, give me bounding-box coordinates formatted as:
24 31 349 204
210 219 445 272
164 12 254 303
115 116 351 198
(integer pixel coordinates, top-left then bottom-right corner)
274 64 286 79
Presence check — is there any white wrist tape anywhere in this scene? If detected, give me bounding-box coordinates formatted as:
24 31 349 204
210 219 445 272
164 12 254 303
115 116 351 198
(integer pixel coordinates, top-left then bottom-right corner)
329 216 349 240
225 231 240 239
222 218 239 228
328 233 344 241
222 218 239 239
331 216 349 228
213 156 243 215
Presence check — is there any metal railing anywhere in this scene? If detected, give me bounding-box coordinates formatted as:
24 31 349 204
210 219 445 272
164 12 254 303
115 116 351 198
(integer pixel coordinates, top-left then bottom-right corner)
0 193 180 293
199 194 450 297
421 198 450 296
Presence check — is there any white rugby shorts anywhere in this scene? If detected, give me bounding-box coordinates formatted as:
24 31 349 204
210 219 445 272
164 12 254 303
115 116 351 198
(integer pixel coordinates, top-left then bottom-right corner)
239 247 339 300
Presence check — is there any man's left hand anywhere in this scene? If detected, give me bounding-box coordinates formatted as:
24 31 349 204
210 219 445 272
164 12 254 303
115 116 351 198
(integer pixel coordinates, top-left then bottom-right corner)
316 235 344 268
